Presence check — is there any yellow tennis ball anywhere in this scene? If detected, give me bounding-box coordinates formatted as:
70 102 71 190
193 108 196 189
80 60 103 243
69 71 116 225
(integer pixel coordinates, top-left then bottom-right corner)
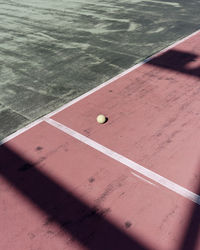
97 114 106 124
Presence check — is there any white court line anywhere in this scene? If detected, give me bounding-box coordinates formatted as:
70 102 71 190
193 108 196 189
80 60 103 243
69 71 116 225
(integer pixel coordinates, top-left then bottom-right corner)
0 29 199 146
45 117 200 206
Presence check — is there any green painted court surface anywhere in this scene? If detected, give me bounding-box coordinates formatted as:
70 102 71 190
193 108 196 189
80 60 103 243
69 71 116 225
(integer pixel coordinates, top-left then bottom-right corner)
1 0 200 140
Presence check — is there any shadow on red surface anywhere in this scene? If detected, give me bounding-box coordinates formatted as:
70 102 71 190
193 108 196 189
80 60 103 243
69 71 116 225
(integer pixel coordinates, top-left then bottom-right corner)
0 143 199 250
0 144 148 250
148 50 200 78
179 182 200 250
0 49 200 250
148 48 200 249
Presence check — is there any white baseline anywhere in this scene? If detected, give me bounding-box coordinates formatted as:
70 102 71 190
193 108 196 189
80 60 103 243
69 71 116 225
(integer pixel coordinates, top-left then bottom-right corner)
45 117 200 206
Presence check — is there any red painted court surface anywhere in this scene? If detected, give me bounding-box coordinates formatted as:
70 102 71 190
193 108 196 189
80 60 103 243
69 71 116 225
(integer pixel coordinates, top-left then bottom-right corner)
1 31 200 250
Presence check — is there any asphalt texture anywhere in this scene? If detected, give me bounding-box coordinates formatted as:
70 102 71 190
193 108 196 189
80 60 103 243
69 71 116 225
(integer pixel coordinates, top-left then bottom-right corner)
0 0 200 140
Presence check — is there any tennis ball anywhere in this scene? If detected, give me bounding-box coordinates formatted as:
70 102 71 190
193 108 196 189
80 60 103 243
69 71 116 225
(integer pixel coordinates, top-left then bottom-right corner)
97 114 106 124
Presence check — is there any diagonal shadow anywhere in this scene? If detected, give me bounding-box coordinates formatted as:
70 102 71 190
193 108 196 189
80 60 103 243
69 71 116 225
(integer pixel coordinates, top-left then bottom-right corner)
0 144 148 250
147 48 200 250
1 49 200 249
147 50 200 78
179 182 200 250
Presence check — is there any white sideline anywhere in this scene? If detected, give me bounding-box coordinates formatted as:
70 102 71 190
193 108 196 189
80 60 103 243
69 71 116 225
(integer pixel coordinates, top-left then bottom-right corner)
0 29 199 146
45 117 200 206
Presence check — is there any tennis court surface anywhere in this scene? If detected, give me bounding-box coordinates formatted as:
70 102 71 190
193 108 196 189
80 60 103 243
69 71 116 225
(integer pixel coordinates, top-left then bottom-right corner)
1 0 200 140
0 31 200 250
